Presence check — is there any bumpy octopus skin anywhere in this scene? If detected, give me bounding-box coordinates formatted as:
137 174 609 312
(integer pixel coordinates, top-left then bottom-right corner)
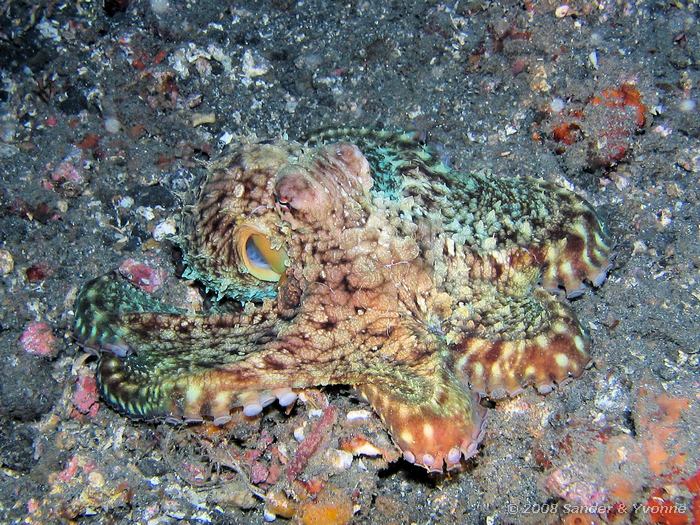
74 129 612 472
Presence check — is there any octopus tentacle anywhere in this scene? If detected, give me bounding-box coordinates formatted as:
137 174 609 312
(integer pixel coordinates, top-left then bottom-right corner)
74 273 185 356
75 272 290 419
452 288 590 398
97 352 300 423
358 359 486 472
444 245 591 398
532 183 613 296
97 341 309 422
75 273 280 356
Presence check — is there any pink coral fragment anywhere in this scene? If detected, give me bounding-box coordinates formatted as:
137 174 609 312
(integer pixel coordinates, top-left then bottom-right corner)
118 258 167 293
286 406 338 481
250 461 269 484
20 321 58 357
57 455 80 483
546 467 608 507
51 160 84 184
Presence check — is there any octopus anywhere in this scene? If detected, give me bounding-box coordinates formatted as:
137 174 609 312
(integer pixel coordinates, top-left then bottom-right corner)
74 128 612 472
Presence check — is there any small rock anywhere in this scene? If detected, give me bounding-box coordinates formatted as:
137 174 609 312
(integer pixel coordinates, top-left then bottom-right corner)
152 219 176 241
327 449 354 471
0 249 14 276
191 112 216 127
242 49 271 78
0 420 36 472
118 258 167 293
26 263 52 283
346 409 371 421
545 466 608 507
340 435 383 457
137 458 169 477
0 341 59 420
51 159 84 184
550 98 565 113
555 5 571 17
104 117 121 134
87 471 105 488
297 487 354 525
150 0 169 14
250 461 269 484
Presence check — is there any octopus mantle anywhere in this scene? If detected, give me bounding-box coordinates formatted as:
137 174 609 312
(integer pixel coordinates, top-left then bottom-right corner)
74 129 612 472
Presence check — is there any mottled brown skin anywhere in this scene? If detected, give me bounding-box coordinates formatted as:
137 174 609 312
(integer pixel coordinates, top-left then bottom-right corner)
74 131 612 472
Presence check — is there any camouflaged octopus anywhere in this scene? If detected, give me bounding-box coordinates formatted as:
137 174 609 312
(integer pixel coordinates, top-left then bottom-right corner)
74 129 612 472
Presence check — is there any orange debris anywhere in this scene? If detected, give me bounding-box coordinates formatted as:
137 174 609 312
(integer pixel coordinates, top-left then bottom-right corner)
552 122 582 145
646 488 689 525
296 487 353 525
590 83 646 128
560 513 601 525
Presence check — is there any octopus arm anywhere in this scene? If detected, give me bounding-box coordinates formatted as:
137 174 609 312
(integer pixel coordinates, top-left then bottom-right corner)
525 179 613 297
74 273 185 356
74 272 296 421
356 348 486 473
451 284 591 399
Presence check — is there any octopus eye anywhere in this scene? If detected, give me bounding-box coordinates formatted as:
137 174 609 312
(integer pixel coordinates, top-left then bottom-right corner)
236 226 287 282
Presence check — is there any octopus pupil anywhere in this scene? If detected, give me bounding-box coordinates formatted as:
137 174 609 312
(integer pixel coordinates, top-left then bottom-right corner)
246 237 270 269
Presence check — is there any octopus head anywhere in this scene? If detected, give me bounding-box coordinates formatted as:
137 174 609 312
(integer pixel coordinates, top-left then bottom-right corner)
182 141 374 304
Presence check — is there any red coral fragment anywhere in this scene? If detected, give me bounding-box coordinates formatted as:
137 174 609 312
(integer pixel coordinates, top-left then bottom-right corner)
552 122 582 146
57 455 80 483
72 375 100 418
153 50 168 64
545 83 647 168
132 56 147 71
646 488 689 525
250 461 269 484
26 263 52 283
51 159 84 184
8 198 57 223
